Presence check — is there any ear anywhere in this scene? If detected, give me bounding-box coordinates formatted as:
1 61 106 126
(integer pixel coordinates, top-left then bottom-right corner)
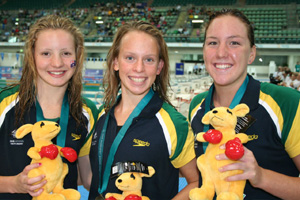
248 45 256 64
141 166 155 178
15 124 33 139
232 103 250 117
201 111 211 125
156 59 164 75
113 58 119 71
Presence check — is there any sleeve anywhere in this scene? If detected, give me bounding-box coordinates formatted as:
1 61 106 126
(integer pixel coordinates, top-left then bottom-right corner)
188 91 207 122
159 103 196 168
78 97 99 157
284 99 300 158
261 83 300 158
171 123 195 168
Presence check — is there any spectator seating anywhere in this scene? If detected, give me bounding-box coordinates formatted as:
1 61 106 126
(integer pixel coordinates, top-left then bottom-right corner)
0 1 299 44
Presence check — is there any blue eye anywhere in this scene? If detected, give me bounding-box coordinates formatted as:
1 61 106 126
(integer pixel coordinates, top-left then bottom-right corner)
126 56 134 61
146 58 154 62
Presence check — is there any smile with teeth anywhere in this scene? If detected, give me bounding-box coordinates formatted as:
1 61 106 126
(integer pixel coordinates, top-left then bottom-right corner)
130 77 146 83
215 64 232 69
49 71 65 75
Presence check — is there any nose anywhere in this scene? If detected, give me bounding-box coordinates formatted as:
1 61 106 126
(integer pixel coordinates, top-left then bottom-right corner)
117 179 122 183
51 54 64 68
133 59 145 72
216 42 228 58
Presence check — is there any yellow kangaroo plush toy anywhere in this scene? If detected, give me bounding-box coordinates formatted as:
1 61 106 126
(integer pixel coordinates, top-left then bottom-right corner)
189 103 250 200
105 165 155 200
15 121 80 200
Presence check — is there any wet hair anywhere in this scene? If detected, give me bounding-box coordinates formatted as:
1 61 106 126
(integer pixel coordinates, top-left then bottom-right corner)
103 20 171 112
204 8 255 47
16 14 85 125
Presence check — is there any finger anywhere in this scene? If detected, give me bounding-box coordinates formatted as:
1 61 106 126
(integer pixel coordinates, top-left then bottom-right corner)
216 153 228 161
27 174 46 185
219 162 243 172
225 173 248 182
29 188 44 197
28 179 47 192
23 163 42 174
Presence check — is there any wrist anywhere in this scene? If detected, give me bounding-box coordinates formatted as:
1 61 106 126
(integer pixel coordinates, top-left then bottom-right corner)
251 167 267 189
0 176 17 193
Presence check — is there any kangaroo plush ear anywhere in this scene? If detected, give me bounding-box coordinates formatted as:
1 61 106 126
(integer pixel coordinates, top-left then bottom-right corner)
201 111 211 125
15 124 33 139
141 166 155 178
232 103 250 117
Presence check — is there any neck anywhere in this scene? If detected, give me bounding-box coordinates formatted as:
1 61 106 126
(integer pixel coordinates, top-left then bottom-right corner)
37 88 66 105
213 76 247 108
213 86 237 107
114 89 149 126
36 84 67 119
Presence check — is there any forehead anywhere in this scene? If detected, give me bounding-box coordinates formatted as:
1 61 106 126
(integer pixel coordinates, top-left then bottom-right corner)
206 15 248 37
36 29 74 41
120 30 159 51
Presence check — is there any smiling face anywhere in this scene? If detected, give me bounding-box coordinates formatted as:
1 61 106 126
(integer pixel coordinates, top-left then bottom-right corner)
113 30 164 98
203 15 256 88
34 29 76 90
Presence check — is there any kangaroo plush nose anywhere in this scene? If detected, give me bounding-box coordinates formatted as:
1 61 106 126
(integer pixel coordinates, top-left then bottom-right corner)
118 179 122 183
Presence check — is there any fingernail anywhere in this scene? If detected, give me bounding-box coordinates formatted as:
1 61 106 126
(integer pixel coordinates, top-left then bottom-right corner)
38 163 42 166
216 155 220 160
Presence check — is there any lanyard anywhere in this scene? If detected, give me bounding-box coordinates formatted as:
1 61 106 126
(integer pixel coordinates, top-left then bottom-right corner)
36 92 69 147
98 89 154 194
202 75 249 151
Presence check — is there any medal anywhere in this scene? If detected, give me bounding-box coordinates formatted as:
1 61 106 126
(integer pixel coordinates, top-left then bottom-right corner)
95 194 105 200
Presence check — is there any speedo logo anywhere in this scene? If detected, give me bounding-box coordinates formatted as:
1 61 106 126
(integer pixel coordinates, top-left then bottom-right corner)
248 134 258 141
133 139 150 147
72 133 81 141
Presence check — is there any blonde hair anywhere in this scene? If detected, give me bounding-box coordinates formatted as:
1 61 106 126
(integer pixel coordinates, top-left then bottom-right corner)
103 20 171 112
16 14 85 125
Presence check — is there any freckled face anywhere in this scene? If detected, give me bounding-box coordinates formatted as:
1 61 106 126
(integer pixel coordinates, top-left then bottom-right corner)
34 29 76 89
114 31 164 97
203 15 256 88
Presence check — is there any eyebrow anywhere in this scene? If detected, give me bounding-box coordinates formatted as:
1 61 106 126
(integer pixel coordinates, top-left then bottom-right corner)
206 35 244 40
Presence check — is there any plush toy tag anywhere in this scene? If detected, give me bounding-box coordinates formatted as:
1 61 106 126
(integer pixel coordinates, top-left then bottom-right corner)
235 114 256 133
111 161 149 178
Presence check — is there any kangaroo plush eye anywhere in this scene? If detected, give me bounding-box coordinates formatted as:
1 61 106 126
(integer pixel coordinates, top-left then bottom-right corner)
227 109 232 115
130 173 135 180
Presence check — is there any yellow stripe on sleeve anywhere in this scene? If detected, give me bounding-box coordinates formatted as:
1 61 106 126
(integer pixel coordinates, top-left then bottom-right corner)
171 124 196 168
285 100 300 158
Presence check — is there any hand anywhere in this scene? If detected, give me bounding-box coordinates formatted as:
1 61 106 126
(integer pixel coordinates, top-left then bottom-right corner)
14 163 47 196
217 146 263 187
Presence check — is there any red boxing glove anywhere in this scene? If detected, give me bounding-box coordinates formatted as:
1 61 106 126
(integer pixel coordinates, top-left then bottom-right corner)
60 147 78 162
124 194 142 200
105 197 117 200
225 137 245 160
39 144 59 160
203 129 223 144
